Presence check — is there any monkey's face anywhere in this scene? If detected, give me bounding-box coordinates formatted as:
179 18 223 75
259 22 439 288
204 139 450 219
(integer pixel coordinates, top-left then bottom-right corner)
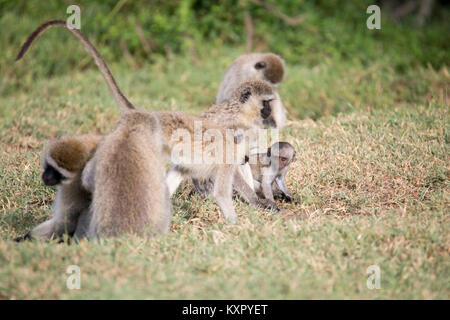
243 94 277 128
269 143 296 171
235 80 278 128
272 153 295 171
42 164 66 186
277 155 292 170
260 94 278 128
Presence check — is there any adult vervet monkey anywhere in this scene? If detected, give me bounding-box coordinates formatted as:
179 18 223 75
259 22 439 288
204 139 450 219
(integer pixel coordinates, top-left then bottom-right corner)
82 110 172 237
216 53 287 129
15 135 100 241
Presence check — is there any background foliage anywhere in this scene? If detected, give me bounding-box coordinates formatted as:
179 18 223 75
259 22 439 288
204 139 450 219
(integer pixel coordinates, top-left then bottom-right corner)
1 0 449 91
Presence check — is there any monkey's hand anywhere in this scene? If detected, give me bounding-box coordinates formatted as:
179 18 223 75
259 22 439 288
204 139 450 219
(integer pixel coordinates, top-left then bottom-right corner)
276 193 293 202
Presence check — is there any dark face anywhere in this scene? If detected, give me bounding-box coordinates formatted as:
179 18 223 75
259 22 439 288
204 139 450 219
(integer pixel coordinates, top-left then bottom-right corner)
261 99 277 127
42 164 65 186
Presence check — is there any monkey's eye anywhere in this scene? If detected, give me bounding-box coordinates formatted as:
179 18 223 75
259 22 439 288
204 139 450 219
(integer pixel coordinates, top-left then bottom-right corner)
280 157 288 162
255 61 266 70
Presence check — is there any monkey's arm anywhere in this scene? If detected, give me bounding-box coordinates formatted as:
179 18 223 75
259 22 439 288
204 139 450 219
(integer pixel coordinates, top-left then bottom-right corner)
272 175 293 202
16 183 87 242
238 163 255 191
233 168 279 211
212 165 238 223
261 173 276 203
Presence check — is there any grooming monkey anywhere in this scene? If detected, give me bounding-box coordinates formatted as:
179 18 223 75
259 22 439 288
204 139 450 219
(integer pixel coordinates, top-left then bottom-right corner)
15 135 101 241
82 111 172 237
216 53 287 129
16 20 273 224
248 142 296 203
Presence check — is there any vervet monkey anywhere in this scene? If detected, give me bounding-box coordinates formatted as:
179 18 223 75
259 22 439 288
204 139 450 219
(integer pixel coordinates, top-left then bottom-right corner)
14 135 101 241
216 53 287 129
82 111 172 237
248 142 296 203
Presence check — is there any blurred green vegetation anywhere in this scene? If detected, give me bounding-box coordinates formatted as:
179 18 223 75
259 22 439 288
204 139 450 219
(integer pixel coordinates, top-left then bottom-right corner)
0 0 448 119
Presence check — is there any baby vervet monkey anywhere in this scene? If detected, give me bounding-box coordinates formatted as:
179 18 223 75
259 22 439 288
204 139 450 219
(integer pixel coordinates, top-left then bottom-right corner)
15 135 101 242
247 142 296 204
216 53 287 129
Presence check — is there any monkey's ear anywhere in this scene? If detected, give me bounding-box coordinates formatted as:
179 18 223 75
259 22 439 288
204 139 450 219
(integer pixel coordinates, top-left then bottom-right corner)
267 147 271 157
239 87 252 103
254 61 266 70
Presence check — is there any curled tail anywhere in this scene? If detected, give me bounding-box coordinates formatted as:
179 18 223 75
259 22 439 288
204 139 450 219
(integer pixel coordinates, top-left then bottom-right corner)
16 20 135 111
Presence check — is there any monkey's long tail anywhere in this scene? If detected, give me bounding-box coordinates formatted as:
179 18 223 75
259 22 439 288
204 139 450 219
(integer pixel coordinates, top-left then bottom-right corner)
16 20 135 112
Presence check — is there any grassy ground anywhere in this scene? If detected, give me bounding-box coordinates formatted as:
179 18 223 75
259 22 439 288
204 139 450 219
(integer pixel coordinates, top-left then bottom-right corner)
0 45 449 299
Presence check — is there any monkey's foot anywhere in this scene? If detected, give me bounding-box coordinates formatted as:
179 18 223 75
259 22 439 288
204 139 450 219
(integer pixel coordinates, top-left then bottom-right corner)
278 194 293 202
14 231 32 242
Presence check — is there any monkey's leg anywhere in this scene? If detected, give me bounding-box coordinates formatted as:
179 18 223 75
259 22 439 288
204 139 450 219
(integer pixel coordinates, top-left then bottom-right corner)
261 175 276 203
166 166 185 197
213 166 238 223
192 163 252 197
19 213 79 241
73 208 92 240
238 163 255 191
233 169 279 211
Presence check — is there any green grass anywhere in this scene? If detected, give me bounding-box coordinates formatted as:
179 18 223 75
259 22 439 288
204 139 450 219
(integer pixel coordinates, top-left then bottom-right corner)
0 49 448 299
